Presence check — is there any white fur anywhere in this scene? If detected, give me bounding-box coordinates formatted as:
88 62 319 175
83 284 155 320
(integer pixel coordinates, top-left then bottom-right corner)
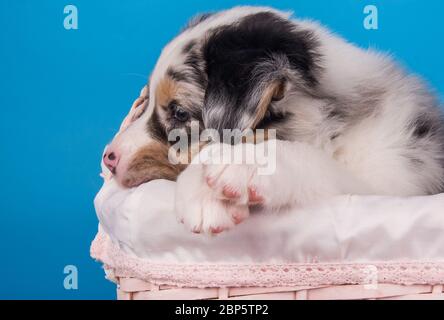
172 8 443 234
108 7 444 234
176 141 374 234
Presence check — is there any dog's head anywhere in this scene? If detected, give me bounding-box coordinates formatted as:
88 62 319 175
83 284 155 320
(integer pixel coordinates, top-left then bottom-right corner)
104 7 321 188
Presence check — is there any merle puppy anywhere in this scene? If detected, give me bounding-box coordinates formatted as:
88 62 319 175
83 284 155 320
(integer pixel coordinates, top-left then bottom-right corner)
103 7 444 234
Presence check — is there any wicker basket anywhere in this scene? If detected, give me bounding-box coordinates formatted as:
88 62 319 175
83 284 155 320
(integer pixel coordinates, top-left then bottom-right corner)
95 91 444 301
91 230 444 300
115 277 444 300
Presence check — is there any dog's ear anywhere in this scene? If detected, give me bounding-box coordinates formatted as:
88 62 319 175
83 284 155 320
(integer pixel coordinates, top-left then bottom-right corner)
201 12 319 132
202 51 291 133
244 72 288 130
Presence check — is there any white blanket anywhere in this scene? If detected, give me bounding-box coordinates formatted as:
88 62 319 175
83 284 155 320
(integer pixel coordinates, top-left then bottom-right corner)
94 178 444 264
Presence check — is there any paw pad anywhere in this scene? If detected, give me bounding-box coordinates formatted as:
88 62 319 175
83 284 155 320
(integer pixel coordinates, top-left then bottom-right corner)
209 226 226 234
248 186 265 204
222 185 241 199
205 176 216 187
232 212 245 225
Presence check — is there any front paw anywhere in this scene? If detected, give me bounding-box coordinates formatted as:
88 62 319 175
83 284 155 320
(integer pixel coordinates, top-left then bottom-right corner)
175 164 250 234
175 143 268 235
203 143 266 206
204 163 266 206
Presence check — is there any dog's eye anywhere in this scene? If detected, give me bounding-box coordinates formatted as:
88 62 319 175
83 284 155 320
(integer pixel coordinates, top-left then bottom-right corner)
173 107 190 122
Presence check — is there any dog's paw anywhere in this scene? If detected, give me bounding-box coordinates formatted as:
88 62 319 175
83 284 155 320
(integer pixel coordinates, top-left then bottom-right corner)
175 143 269 235
175 163 250 234
203 143 266 206
185 195 250 234
204 163 266 206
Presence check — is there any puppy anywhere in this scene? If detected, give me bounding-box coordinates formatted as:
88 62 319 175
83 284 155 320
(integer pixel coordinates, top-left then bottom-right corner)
104 6 444 234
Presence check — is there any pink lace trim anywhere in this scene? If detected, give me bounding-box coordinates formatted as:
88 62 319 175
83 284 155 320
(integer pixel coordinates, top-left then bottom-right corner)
90 230 444 288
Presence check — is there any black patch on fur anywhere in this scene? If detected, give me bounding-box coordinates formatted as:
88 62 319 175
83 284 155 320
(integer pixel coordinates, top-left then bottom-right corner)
330 133 341 140
187 106 204 124
167 68 188 82
201 11 321 131
411 114 434 138
409 112 444 141
327 107 347 120
182 40 197 54
184 51 207 89
324 87 384 124
203 12 320 84
147 109 168 142
256 109 288 129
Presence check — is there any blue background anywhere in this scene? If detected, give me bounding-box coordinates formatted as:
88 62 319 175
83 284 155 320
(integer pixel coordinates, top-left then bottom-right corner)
0 0 443 299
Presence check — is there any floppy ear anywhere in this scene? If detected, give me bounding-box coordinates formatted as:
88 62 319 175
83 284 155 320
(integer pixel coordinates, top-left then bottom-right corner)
119 85 150 132
202 51 290 132
246 76 287 129
201 12 319 132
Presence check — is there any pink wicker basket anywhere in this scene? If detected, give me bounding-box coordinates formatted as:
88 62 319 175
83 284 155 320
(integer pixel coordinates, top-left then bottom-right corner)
115 277 444 300
91 230 444 300
93 87 444 300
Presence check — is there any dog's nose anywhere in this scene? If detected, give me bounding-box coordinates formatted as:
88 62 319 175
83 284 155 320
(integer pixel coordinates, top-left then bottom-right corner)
103 150 120 174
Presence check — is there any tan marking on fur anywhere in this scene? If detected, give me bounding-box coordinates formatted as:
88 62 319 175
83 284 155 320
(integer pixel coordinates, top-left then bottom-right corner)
171 141 209 165
333 146 345 161
249 80 286 129
242 129 271 144
123 141 186 188
155 76 179 108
